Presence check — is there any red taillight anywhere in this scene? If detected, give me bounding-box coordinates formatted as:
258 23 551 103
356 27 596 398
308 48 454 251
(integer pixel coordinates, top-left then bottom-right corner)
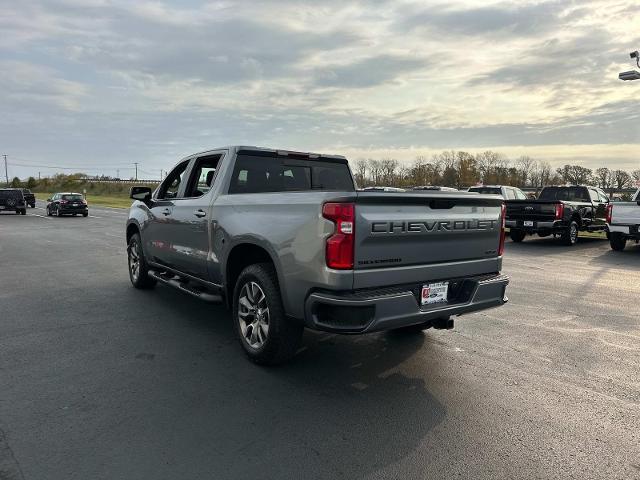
555 203 564 220
605 204 613 224
322 202 355 269
498 203 506 256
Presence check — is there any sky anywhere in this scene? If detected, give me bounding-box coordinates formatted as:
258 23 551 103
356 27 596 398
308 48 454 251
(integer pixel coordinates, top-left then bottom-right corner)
1 0 639 180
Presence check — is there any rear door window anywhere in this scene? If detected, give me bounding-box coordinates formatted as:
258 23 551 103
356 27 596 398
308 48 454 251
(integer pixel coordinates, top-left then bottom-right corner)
228 155 354 194
468 187 502 195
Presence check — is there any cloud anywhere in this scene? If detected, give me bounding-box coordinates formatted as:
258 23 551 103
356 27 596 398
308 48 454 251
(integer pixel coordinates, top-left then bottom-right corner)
0 0 638 179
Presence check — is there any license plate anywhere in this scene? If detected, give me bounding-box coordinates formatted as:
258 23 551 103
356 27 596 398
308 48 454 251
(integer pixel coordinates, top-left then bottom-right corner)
73 203 79 206
421 282 449 306
524 220 534 227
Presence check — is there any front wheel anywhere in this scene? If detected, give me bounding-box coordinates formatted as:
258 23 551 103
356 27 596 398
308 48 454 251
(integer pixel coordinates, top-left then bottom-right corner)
510 229 526 242
609 233 627 251
561 221 579 246
46 206 52 216
127 233 157 289
20 209 26 215
233 263 303 365
56 207 62 217
82 212 88 217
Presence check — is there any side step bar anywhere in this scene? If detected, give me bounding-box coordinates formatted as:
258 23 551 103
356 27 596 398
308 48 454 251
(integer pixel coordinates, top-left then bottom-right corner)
149 270 223 303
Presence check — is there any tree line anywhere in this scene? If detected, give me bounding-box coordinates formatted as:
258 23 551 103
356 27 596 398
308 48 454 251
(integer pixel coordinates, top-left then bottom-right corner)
352 151 640 192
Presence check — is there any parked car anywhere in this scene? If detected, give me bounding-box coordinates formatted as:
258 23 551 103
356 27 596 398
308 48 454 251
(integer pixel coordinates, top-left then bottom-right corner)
125 146 509 365
468 185 528 200
412 186 459 192
0 188 27 215
21 188 36 208
505 185 610 246
46 193 88 217
607 188 640 251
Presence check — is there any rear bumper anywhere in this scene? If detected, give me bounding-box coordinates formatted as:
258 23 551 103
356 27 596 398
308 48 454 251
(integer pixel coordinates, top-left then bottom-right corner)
609 223 640 238
304 273 509 333
59 208 88 214
506 220 559 230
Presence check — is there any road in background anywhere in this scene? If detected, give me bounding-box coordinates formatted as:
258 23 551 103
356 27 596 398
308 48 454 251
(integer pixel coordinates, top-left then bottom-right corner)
1 203 639 480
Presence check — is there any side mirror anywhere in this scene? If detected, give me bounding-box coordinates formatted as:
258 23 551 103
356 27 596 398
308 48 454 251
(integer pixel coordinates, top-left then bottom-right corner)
46 198 51 202
130 186 152 202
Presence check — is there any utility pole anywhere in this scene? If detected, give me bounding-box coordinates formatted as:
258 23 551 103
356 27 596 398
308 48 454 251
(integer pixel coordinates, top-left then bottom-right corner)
3 155 8 186
134 163 138 181
117 169 120 179
38 171 41 181
160 169 163 180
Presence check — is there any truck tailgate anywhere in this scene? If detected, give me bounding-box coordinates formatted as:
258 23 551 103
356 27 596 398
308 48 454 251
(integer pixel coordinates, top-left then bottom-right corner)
353 192 503 289
505 200 557 221
611 202 640 225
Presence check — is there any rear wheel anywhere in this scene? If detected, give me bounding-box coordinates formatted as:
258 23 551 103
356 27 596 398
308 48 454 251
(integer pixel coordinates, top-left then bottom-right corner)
82 212 88 217
127 232 157 289
510 229 526 242
20 209 26 215
561 221 579 246
233 263 303 365
609 233 627 251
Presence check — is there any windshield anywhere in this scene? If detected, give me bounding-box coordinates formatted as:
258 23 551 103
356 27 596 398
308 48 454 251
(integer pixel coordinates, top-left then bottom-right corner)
539 187 589 202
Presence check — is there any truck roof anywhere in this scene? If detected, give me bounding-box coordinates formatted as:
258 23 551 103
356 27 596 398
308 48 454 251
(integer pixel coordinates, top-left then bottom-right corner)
190 145 347 162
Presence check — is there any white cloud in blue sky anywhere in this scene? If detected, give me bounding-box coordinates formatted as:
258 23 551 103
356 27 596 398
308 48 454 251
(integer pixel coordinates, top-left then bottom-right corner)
0 0 639 179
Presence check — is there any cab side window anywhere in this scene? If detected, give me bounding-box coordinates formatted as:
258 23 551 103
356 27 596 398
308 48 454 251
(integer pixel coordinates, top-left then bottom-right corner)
504 188 516 200
596 189 609 203
515 188 528 200
184 154 222 198
588 188 600 203
157 160 190 200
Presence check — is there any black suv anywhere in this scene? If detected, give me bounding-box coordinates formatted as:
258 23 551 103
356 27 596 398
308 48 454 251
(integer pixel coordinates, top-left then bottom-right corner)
0 189 27 215
46 193 89 217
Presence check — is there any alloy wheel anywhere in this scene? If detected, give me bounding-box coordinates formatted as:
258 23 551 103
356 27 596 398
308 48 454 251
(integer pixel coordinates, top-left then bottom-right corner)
128 240 140 282
238 281 270 349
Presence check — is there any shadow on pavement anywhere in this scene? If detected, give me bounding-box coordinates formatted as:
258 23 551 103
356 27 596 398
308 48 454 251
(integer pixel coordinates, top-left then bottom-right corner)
140 286 446 479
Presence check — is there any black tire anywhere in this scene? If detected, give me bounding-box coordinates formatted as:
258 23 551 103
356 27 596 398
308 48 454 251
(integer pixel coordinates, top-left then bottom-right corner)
609 233 627 252
83 212 88 217
20 209 26 215
561 221 579 246
56 207 62 217
46 206 52 216
233 263 303 365
510 229 526 242
127 232 157 289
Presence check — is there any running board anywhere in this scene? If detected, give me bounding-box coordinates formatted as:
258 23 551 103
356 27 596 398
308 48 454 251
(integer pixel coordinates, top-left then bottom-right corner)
149 270 222 303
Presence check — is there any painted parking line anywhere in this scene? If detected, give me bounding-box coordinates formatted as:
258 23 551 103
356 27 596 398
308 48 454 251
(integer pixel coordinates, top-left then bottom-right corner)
30 213 53 220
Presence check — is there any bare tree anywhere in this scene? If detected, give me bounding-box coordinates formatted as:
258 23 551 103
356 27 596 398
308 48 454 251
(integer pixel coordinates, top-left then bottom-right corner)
611 169 632 190
595 167 610 190
353 159 368 187
515 156 535 187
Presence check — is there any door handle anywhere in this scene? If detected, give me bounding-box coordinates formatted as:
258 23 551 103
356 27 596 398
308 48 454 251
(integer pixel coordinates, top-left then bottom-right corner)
161 208 171 216
194 209 206 218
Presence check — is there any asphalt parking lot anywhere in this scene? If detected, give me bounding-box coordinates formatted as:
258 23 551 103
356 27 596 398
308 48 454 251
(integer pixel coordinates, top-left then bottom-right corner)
1 203 639 480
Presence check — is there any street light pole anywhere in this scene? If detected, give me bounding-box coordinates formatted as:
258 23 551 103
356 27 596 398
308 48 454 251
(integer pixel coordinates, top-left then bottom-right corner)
3 155 8 186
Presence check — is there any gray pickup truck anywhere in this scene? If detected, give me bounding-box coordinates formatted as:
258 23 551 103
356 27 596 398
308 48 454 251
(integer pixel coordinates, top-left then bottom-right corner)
126 146 509 364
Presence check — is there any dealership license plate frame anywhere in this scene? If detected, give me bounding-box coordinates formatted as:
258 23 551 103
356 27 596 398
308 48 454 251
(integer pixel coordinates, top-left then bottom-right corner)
421 281 449 306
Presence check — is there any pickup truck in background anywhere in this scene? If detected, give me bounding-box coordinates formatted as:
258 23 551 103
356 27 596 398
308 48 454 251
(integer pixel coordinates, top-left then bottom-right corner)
125 146 509 365
21 189 36 208
468 185 528 200
505 185 610 246
607 188 640 251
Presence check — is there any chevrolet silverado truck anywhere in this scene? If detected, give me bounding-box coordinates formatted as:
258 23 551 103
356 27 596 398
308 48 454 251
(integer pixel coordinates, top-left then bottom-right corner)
607 188 640 251
505 185 610 246
125 146 509 364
